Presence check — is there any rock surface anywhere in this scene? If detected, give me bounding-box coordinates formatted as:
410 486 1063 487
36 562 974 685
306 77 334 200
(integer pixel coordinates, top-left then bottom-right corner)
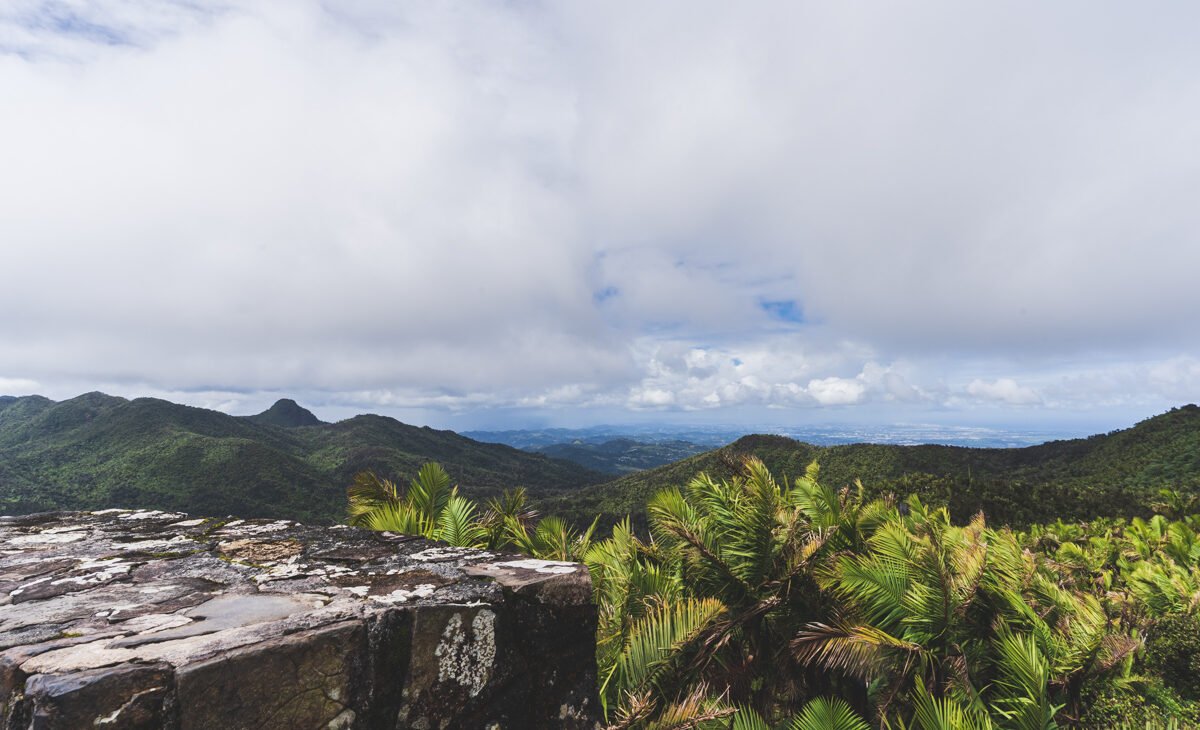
0 510 599 729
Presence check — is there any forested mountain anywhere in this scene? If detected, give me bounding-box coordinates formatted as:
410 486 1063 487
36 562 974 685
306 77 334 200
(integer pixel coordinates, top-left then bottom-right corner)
6 392 1199 532
559 405 1200 527
242 397 325 428
0 392 604 523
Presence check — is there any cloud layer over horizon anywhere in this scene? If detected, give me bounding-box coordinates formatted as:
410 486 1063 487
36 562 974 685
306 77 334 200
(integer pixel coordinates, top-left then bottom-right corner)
3 1 1199 429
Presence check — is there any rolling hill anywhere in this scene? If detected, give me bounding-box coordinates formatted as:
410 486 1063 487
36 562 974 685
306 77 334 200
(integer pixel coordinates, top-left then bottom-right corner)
555 405 1200 527
0 393 605 523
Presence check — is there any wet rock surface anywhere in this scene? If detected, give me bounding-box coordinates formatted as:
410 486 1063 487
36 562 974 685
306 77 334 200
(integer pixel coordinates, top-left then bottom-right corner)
0 510 599 729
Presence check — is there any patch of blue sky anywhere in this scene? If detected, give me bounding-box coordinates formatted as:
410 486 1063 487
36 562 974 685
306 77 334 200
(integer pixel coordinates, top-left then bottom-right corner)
759 299 804 324
3 1 225 58
14 5 129 47
48 14 125 45
593 286 619 304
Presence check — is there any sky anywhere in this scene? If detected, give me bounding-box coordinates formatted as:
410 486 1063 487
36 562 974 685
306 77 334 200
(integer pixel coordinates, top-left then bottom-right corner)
2 1 1200 432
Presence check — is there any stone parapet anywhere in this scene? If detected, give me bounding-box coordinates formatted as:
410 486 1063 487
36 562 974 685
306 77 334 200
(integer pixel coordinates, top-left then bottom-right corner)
0 510 599 729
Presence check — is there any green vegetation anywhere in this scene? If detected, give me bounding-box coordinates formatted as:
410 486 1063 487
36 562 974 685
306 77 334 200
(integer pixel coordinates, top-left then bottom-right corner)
559 406 1200 528
347 462 598 559
354 459 1200 729
12 391 1200 728
535 438 710 475
0 392 604 523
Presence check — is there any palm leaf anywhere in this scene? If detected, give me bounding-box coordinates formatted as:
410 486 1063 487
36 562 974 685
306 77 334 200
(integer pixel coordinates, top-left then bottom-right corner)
991 628 1058 730
905 678 995 730
435 494 486 548
361 500 422 534
788 697 871 730
643 683 735 730
793 621 923 680
346 470 403 526
406 462 453 536
729 707 772 730
610 597 728 704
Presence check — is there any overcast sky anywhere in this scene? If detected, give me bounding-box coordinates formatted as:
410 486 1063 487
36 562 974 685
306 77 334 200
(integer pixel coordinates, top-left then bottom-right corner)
2 1 1199 431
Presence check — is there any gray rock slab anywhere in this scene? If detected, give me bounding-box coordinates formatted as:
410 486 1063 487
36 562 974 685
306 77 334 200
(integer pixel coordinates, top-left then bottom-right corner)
0 510 599 729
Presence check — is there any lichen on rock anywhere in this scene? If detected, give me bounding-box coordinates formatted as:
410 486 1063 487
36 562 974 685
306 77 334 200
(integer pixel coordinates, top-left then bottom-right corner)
434 609 497 697
0 509 599 729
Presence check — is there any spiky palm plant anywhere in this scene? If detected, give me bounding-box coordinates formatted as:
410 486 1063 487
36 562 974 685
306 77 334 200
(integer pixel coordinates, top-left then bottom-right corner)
795 499 1138 727
478 487 540 549
506 514 600 562
592 457 854 727
346 470 403 527
731 697 871 730
347 462 486 547
1126 560 1200 616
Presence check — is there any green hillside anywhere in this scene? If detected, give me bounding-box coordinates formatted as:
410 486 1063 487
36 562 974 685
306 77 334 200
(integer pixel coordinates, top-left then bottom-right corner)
0 393 604 523
557 405 1200 527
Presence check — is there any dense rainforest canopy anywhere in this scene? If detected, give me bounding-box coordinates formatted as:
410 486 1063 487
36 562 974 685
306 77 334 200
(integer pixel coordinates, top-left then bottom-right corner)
351 459 1200 729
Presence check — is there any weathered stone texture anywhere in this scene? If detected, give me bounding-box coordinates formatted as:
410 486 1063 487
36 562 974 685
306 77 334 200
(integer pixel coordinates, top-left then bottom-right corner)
0 510 599 729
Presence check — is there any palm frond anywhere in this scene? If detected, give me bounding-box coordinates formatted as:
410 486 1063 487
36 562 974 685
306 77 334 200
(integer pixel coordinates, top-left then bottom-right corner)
788 697 871 730
905 678 995 730
729 706 771 730
644 684 735 730
991 628 1058 730
361 500 422 534
406 461 453 536
611 597 728 705
435 494 487 547
793 621 922 680
346 470 403 526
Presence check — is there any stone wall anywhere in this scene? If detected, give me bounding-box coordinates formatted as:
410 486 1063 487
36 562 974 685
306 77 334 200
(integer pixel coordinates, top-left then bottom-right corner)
0 510 599 729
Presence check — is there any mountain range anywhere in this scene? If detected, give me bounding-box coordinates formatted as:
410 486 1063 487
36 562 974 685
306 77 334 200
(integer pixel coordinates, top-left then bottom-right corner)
2 393 1199 530
554 404 1200 527
0 393 604 523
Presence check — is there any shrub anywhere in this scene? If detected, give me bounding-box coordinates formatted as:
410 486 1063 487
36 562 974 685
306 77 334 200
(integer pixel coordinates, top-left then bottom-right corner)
1144 613 1200 700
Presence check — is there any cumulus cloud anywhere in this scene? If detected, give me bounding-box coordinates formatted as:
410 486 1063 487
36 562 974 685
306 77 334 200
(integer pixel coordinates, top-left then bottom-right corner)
966 378 1043 406
807 377 867 406
2 1 1200 426
619 338 937 414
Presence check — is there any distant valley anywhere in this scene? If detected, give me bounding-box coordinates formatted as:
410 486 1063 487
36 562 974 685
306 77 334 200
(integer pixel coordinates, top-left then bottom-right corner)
467 421 1075 476
468 421 1069 453
531 439 708 475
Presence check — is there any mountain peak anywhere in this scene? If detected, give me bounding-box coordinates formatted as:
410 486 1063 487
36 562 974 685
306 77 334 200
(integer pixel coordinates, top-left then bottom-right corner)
246 399 324 428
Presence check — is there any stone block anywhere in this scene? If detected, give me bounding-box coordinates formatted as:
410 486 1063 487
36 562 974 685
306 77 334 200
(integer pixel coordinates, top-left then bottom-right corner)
0 511 600 729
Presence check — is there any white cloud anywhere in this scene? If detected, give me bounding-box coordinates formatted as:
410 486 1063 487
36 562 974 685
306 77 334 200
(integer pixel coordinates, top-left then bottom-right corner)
1148 357 1200 400
2 2 1200 426
807 377 867 406
966 378 1042 406
629 388 676 409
